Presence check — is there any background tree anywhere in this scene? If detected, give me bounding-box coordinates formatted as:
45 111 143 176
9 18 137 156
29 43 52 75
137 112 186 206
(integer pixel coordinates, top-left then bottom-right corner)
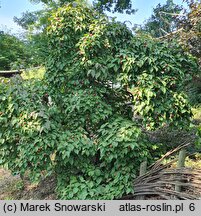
179 0 201 106
0 30 31 70
138 0 183 37
93 0 136 14
179 0 201 63
29 0 136 13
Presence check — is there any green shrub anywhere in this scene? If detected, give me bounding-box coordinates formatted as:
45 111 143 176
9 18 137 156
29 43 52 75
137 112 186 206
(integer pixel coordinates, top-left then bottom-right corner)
0 76 54 179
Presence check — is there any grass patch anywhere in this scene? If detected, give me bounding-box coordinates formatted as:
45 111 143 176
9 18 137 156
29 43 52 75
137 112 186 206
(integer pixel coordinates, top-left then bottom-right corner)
192 106 201 122
21 67 45 80
185 153 201 168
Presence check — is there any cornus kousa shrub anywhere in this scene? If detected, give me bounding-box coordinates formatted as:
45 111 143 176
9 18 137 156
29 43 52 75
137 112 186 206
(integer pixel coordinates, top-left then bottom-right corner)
0 3 199 199
45 3 198 199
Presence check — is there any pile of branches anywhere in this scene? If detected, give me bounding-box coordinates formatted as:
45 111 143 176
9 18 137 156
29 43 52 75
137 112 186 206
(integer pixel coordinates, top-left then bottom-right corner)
122 143 201 200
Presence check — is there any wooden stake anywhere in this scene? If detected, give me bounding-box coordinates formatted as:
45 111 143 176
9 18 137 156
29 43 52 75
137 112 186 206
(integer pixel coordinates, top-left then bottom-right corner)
175 149 186 193
138 159 147 200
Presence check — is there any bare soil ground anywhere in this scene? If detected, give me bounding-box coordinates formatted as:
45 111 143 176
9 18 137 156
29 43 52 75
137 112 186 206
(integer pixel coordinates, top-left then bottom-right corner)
0 168 56 200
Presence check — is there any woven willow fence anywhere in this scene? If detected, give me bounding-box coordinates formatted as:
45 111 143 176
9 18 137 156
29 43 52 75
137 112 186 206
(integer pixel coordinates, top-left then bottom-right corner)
122 143 201 200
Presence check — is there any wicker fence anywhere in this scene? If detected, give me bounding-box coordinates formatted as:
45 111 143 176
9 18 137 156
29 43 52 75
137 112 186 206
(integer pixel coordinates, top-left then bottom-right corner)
122 143 201 200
